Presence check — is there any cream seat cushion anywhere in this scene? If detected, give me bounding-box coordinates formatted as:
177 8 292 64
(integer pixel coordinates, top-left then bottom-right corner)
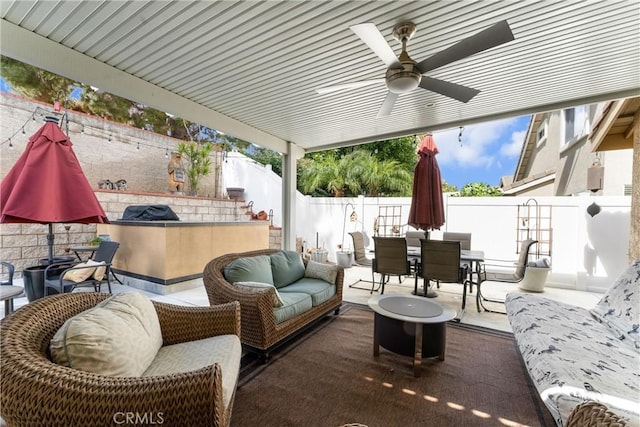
143 335 242 408
50 292 163 377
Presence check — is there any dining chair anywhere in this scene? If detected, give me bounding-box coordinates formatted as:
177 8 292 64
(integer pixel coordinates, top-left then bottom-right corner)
415 240 469 301
372 236 413 294
1 261 24 317
475 239 538 313
442 232 471 250
348 231 380 291
44 241 120 295
443 231 473 290
405 230 426 253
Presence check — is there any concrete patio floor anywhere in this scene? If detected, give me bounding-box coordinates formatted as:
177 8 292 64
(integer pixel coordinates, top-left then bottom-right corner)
2 264 601 333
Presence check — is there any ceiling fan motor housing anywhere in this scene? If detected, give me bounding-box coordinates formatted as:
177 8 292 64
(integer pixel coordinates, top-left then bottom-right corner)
385 61 422 93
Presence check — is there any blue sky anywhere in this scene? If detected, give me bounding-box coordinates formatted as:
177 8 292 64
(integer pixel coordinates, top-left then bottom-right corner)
431 115 530 189
1 77 529 188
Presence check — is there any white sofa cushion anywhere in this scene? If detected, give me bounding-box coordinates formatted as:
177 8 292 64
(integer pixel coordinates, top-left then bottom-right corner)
590 260 640 350
506 292 640 426
50 292 163 377
143 334 242 409
304 260 338 284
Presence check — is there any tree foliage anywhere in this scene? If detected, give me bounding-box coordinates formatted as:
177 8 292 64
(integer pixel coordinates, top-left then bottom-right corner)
298 149 412 197
456 182 503 197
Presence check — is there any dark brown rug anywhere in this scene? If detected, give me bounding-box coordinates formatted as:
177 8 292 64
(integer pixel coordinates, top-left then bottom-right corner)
232 304 554 427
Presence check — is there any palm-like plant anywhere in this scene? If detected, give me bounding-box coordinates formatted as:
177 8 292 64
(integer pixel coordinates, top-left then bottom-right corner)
299 152 365 197
177 141 213 196
361 153 411 196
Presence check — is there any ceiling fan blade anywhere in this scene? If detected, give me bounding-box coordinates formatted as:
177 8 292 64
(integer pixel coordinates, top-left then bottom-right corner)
350 23 401 68
419 77 480 103
315 78 384 95
416 20 514 73
377 92 399 117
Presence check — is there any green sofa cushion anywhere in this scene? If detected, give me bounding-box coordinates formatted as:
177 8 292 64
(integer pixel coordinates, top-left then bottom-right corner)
270 250 306 288
279 278 336 306
274 292 313 324
224 255 274 285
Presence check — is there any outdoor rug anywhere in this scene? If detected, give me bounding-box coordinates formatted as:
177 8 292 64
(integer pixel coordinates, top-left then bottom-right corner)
232 303 555 427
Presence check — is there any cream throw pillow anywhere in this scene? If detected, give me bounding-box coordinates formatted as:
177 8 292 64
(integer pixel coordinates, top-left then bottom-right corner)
50 292 163 377
89 259 107 281
62 261 96 283
304 260 338 284
234 281 284 307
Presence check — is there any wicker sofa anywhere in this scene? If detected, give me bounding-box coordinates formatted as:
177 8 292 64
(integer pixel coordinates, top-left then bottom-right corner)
0 292 241 427
506 261 640 427
204 249 343 361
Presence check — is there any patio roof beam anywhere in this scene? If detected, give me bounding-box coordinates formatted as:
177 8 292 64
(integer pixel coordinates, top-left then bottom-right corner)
0 19 290 155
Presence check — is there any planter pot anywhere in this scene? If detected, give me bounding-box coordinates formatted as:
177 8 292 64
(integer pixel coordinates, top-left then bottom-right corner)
227 187 245 200
310 249 328 263
519 267 551 292
336 251 353 268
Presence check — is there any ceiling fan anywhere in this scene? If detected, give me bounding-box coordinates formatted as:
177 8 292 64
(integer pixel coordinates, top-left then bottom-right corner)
316 20 514 117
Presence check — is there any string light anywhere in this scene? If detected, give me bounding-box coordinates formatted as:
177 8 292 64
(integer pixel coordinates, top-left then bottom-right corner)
0 105 188 158
458 126 464 146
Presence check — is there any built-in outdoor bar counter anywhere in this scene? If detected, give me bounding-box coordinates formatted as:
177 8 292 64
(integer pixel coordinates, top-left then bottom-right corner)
97 220 269 293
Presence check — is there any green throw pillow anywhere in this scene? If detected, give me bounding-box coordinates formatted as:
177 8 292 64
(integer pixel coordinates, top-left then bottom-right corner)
304 260 338 284
270 251 306 288
224 255 274 285
234 281 284 307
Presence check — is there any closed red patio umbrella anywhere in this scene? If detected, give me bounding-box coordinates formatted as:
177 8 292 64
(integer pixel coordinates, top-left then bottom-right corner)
408 134 445 231
1 117 108 264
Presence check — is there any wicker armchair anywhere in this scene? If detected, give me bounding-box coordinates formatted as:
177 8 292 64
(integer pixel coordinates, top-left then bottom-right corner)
203 249 344 361
566 401 627 427
0 293 240 427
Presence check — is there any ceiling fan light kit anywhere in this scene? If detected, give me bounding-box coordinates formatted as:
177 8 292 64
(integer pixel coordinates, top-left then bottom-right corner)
319 19 515 117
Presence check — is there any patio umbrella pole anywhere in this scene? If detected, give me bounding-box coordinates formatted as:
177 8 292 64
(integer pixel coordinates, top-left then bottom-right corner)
47 223 54 265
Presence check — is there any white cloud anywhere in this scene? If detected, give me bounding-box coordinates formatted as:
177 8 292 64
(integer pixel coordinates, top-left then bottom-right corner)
500 129 527 158
432 117 522 169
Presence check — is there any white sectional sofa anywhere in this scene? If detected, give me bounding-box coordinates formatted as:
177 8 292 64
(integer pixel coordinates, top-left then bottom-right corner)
506 261 640 426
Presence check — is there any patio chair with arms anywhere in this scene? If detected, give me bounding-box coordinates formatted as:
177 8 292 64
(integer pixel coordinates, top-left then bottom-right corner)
475 239 538 313
1 261 24 317
372 236 413 295
348 231 379 291
443 231 473 291
44 241 120 295
415 240 469 304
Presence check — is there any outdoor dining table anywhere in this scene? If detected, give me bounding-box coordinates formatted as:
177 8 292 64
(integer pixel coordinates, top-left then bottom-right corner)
69 245 98 261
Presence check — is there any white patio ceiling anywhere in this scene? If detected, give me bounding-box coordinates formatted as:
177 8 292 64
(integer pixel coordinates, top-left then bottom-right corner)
1 1 639 155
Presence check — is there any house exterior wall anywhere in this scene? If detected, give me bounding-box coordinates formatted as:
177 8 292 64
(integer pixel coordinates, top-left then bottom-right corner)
515 103 631 197
601 149 633 196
